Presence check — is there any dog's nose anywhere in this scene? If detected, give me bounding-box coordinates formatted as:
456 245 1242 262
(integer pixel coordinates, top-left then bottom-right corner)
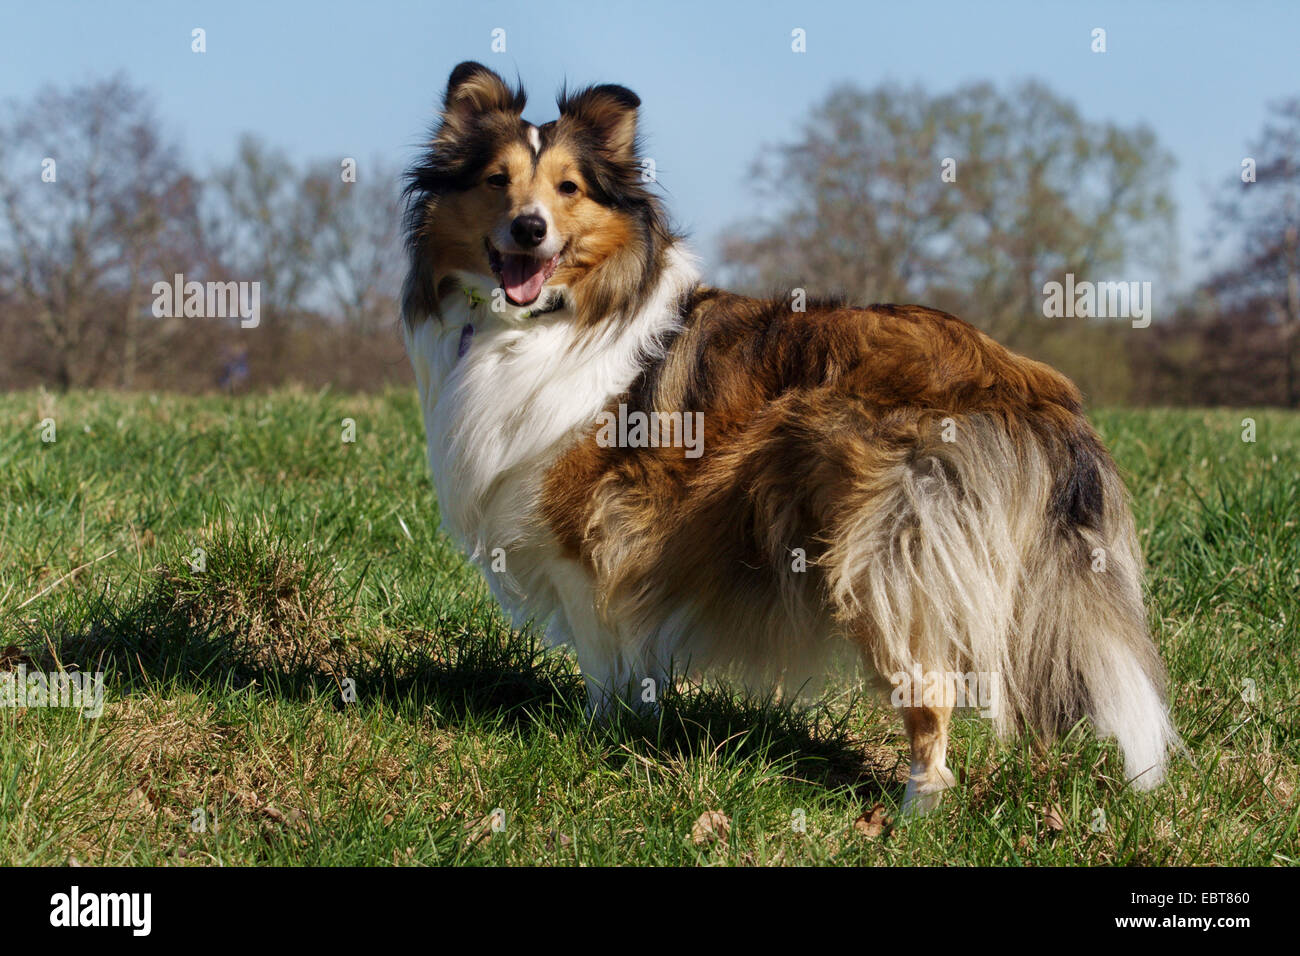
510 214 547 248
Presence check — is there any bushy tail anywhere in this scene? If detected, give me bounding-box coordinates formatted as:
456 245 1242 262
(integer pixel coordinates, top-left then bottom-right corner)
1014 462 1179 788
826 413 1178 788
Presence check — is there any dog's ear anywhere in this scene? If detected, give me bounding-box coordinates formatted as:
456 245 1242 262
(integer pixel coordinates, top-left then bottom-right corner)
439 61 526 133
558 84 641 161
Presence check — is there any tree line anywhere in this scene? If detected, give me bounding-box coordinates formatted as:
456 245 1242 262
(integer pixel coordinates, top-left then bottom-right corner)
718 79 1299 407
0 75 405 392
1 74 1295 406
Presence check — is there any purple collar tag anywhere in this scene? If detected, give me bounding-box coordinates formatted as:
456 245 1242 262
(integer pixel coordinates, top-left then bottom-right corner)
457 323 474 358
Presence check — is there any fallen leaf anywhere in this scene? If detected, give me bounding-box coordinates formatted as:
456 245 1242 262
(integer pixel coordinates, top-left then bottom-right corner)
463 810 503 847
1043 803 1066 832
853 803 890 839
691 810 730 846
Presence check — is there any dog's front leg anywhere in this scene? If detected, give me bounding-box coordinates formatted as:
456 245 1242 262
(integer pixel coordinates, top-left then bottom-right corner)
548 560 662 719
574 642 667 720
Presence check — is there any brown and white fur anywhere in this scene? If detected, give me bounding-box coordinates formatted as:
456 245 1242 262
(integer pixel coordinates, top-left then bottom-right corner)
401 62 1178 813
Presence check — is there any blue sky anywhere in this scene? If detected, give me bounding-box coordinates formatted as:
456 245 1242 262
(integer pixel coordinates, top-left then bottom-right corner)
2 0 1296 288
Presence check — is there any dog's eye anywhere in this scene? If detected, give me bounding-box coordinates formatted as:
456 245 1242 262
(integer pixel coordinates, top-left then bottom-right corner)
557 180 579 195
486 173 508 188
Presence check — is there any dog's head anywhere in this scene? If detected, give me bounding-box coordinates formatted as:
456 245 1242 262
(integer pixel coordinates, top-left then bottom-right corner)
403 62 672 326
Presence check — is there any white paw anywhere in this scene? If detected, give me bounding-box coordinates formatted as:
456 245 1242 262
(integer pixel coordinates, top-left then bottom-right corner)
584 671 666 721
901 765 956 816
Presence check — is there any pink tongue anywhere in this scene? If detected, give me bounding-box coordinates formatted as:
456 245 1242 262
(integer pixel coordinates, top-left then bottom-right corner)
501 254 547 304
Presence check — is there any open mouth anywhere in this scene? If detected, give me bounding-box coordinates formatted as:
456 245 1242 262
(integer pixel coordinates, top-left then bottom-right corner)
485 239 562 307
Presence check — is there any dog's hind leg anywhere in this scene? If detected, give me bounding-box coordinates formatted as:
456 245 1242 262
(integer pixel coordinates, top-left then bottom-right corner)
900 683 957 815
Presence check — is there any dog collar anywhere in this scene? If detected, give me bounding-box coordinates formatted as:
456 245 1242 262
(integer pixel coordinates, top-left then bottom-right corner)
454 284 565 360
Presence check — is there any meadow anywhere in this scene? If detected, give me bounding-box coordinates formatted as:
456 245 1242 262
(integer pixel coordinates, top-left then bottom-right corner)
1 388 1296 865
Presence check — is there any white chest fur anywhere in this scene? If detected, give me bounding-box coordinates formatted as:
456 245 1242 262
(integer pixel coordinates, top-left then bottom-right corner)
402 246 699 624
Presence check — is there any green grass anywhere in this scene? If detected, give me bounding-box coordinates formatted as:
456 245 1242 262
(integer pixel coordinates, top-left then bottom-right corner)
1 388 1297 865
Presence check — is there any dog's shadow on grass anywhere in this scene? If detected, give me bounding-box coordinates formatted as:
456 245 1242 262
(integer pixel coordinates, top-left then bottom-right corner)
24 575 901 804
593 691 904 802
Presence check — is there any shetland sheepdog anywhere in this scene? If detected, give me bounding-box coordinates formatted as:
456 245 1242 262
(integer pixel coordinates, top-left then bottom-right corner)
401 61 1178 812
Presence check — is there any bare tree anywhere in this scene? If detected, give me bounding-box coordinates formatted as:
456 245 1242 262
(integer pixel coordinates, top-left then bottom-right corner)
204 135 323 320
0 75 198 388
300 157 403 330
1204 98 1300 406
719 80 1176 342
